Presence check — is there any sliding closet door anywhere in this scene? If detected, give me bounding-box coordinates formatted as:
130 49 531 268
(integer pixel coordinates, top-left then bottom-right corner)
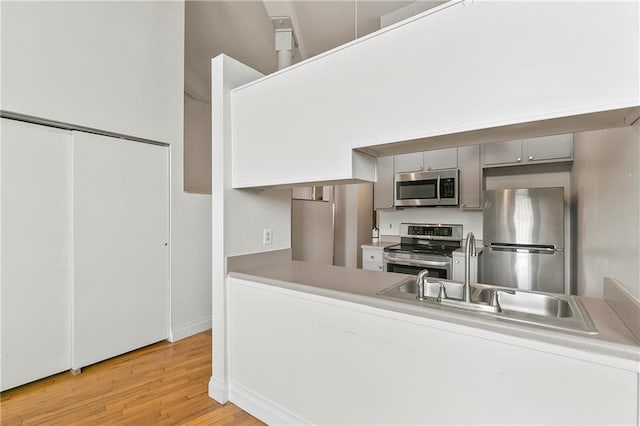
1 119 72 390
73 131 169 368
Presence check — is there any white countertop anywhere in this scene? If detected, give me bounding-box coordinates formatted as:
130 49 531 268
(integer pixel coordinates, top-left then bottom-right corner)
228 254 640 370
360 240 399 250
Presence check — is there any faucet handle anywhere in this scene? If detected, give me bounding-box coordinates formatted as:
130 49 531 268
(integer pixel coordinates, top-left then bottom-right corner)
416 269 430 301
436 282 448 303
490 288 516 312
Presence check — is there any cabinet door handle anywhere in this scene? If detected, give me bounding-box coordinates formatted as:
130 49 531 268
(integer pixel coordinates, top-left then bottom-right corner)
516 157 521 162
370 255 375 259
529 156 534 160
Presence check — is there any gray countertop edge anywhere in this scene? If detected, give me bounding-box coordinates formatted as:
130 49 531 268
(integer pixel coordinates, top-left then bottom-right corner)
228 267 640 367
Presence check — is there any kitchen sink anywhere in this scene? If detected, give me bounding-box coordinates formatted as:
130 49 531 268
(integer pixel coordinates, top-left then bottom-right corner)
378 278 597 334
472 286 573 318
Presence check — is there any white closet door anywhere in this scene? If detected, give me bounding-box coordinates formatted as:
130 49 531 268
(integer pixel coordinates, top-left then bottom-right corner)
73 132 169 368
1 119 72 390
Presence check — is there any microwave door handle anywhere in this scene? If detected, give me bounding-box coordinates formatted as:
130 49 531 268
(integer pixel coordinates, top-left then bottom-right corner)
437 175 441 201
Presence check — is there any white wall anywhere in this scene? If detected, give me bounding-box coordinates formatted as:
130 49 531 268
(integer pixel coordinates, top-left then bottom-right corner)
572 125 640 299
210 54 292 403
228 278 638 425
230 0 639 188
0 1 182 144
1 1 212 340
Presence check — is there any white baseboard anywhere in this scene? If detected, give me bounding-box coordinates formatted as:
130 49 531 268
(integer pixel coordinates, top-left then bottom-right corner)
169 316 211 342
604 277 640 341
208 376 229 404
229 381 310 425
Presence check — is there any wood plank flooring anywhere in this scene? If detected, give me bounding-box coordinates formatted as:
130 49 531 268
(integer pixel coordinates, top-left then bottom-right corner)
0 330 264 425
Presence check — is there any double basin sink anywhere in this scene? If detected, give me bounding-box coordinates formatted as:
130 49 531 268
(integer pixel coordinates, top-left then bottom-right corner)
377 278 597 334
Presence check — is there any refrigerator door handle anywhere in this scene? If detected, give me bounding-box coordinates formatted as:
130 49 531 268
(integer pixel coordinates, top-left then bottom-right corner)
489 243 560 254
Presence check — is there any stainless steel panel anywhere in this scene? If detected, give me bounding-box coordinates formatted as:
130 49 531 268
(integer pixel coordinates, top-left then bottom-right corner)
483 187 564 248
383 253 451 279
481 247 564 293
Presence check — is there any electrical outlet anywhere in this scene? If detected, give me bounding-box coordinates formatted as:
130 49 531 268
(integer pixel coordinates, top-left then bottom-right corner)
263 228 273 245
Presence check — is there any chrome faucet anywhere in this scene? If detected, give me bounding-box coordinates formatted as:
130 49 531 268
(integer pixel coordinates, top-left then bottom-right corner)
416 269 430 300
463 232 477 303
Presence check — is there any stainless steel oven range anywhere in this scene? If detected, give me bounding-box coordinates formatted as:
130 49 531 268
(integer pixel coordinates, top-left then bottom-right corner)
383 223 463 279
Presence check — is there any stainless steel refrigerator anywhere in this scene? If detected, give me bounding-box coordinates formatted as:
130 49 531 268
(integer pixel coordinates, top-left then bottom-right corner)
481 187 565 294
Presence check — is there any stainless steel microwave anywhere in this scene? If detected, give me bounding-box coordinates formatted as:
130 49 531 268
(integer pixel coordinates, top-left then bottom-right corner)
395 169 459 207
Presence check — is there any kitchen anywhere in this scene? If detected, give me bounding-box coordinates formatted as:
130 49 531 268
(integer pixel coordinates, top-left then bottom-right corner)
363 138 573 291
214 0 640 424
1 0 638 424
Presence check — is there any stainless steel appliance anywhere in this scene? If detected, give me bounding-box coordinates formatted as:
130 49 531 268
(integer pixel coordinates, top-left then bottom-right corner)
481 187 565 293
395 169 459 207
383 223 463 278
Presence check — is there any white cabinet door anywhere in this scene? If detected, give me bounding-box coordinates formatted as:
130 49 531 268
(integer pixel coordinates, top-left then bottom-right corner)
73 132 169 368
457 145 481 209
373 156 394 209
483 140 523 165
362 248 384 271
1 119 72 390
394 152 424 173
424 148 457 170
525 134 573 162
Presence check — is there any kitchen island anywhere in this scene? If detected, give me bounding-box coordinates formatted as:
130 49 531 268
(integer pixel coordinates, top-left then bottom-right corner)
225 250 640 425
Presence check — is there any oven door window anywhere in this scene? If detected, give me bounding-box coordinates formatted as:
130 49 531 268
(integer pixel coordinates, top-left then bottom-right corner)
396 179 437 200
386 263 448 278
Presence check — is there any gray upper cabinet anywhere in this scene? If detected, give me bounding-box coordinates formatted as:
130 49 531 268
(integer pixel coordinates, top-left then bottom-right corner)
394 152 424 173
373 156 395 210
394 148 458 173
457 145 482 210
483 140 523 165
425 148 458 171
524 134 573 162
482 134 573 167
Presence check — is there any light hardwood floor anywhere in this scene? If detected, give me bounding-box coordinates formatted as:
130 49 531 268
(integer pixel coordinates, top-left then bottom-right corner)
0 330 264 425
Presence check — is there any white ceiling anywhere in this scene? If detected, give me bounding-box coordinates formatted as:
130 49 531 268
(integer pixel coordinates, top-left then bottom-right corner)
184 0 417 96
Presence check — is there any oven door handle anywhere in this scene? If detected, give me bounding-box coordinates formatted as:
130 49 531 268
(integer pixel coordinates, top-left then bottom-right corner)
384 257 451 268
